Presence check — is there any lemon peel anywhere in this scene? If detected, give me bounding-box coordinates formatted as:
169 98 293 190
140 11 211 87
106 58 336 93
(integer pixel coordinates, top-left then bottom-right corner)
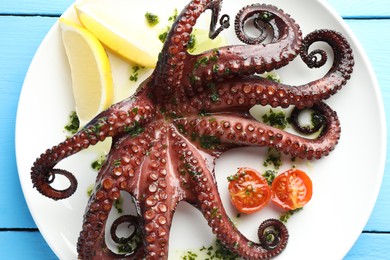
75 4 163 68
59 18 114 127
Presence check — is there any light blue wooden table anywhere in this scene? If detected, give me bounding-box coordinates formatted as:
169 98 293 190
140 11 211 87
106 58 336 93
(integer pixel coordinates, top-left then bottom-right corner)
1 0 389 259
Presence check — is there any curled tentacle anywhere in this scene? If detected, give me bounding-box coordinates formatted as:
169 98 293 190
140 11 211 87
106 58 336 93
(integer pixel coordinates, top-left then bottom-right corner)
182 4 302 96
30 87 154 200
299 29 354 93
208 0 230 39
290 104 326 135
31 168 77 200
110 215 140 245
258 219 288 251
235 4 282 45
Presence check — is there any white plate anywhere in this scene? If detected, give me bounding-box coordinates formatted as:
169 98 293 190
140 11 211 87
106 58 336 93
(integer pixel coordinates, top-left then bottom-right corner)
16 0 386 259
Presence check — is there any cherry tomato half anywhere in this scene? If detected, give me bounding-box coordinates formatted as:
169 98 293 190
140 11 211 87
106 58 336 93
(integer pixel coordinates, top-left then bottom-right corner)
271 168 313 210
228 167 271 214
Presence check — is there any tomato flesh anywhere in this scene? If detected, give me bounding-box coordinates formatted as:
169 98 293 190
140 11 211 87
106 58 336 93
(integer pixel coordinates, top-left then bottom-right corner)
271 168 312 210
228 167 271 214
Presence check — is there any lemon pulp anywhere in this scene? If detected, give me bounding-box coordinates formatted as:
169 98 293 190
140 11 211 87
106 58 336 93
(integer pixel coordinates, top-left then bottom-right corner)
75 4 163 68
59 18 114 127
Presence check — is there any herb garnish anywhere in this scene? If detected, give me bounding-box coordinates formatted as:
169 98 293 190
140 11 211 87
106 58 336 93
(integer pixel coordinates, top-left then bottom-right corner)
262 109 288 130
64 111 80 134
129 65 144 82
263 148 282 169
145 12 159 27
280 207 303 223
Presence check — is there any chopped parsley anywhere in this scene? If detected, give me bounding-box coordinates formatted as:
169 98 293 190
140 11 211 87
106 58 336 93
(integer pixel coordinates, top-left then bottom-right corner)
168 8 178 21
262 169 276 185
158 27 170 43
227 171 246 182
91 154 106 171
64 111 80 135
263 148 282 169
145 12 159 27
199 135 220 150
280 207 303 223
114 197 124 214
259 11 273 22
117 227 142 254
311 109 326 129
209 239 240 259
124 121 144 137
158 9 178 43
262 109 288 130
187 34 196 52
129 65 144 82
86 184 94 197
182 251 198 260
182 239 239 260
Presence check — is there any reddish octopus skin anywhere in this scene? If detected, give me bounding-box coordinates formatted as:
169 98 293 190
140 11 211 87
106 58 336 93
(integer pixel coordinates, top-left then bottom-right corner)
30 0 354 259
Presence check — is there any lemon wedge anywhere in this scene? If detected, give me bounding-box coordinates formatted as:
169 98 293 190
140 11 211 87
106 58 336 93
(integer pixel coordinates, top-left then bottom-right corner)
75 4 163 68
59 18 114 127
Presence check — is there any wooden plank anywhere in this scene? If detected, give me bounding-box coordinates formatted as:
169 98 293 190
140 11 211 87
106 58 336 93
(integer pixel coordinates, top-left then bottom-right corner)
345 19 390 232
327 0 390 18
0 231 57 259
345 233 390 259
0 16 57 228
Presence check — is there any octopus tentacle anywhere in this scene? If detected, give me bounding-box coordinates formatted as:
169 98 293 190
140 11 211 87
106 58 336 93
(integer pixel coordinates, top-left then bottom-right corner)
130 129 179 260
181 28 354 112
110 215 139 245
76 158 125 260
174 102 340 159
151 0 229 101
77 128 154 258
208 0 230 39
182 4 302 96
77 196 145 258
172 135 288 259
31 89 155 200
290 105 326 135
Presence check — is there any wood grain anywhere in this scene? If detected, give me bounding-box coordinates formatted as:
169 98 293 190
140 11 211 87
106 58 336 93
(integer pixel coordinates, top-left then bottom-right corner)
0 231 57 259
0 16 57 228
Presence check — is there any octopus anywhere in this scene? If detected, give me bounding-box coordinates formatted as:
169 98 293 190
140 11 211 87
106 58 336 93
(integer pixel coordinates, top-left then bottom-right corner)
31 0 354 259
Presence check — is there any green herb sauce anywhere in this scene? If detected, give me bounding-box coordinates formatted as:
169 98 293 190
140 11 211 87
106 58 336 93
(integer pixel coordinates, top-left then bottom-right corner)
64 111 80 135
262 109 288 130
